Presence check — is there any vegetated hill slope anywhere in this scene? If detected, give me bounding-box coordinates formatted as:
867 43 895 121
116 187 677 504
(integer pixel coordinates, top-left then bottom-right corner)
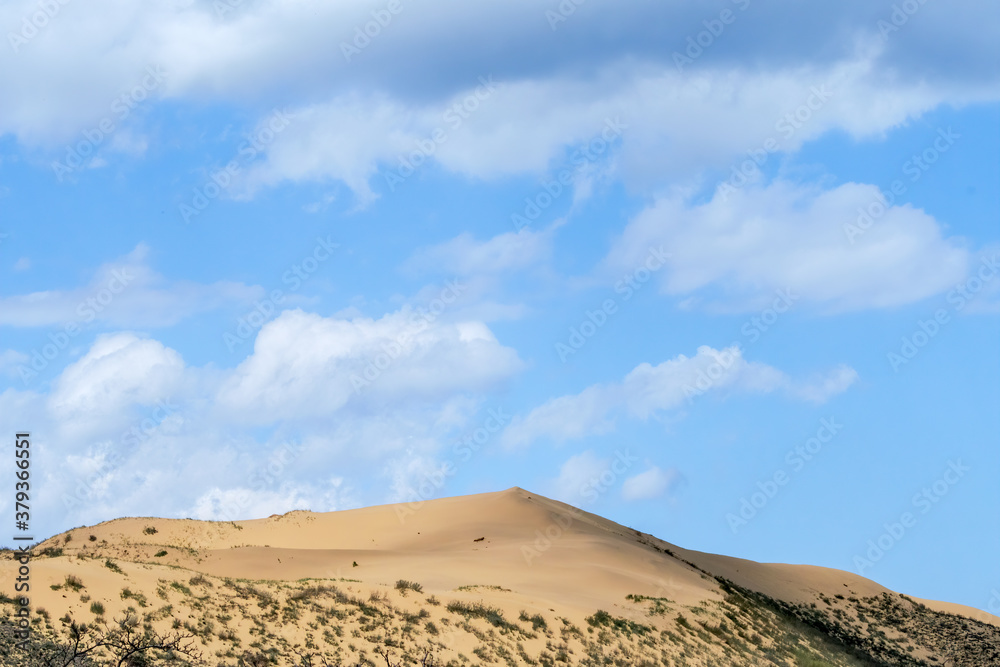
2 487 997 666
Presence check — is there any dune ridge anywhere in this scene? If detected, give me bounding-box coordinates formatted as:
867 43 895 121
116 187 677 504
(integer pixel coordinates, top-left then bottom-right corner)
2 487 998 666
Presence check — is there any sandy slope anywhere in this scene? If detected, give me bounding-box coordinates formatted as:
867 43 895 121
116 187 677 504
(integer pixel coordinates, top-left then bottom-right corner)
24 487 997 625
4 487 997 665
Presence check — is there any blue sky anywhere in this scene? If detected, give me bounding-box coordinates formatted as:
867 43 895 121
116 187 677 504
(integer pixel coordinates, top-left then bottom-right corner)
1 0 998 615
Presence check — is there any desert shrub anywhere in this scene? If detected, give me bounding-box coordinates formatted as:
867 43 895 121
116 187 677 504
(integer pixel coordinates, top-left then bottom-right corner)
520 611 548 631
143 526 158 535
446 601 515 630
90 601 105 615
170 581 192 596
64 575 84 592
154 550 168 557
190 574 212 587
395 579 423 594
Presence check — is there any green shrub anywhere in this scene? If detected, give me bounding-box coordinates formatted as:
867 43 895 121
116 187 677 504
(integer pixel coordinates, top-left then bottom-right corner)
90 601 105 616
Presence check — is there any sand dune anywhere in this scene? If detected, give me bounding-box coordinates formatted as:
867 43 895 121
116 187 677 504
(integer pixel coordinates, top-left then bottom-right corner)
3 487 997 666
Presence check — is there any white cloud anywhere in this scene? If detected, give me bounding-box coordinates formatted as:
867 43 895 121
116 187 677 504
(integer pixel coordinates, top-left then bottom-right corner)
546 450 609 505
0 244 263 328
189 478 353 522
235 49 1000 203
13 257 30 271
0 349 29 376
502 346 856 448
217 308 523 423
48 332 186 432
604 180 971 312
0 301 523 536
404 228 554 277
621 466 680 501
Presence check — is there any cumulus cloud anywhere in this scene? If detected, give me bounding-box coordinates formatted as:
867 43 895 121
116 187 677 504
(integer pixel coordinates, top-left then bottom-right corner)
502 346 856 448
217 308 523 423
48 333 186 425
0 303 524 535
603 180 971 312
2 0 996 145
243 51 994 202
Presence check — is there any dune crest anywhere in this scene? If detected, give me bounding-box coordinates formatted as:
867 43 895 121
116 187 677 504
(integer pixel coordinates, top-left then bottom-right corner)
3 488 998 666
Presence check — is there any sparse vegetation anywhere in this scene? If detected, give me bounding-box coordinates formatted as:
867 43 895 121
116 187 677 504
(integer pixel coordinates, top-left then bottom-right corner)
395 579 423 594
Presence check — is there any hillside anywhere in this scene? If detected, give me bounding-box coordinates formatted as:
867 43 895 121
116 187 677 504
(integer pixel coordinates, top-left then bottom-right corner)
2 488 998 666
